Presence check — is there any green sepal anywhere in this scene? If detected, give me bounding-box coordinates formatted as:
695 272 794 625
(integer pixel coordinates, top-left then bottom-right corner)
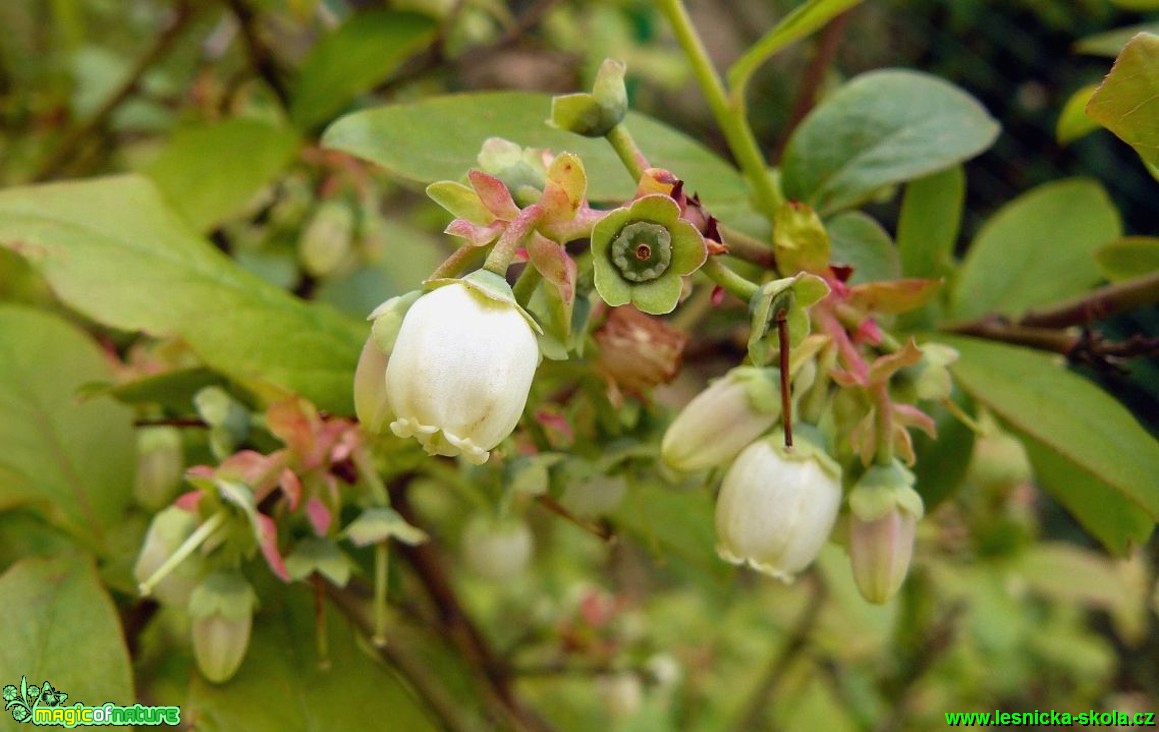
548 59 629 138
476 137 548 195
188 570 257 621
284 537 354 586
848 459 924 522
342 507 429 547
368 290 423 354
426 180 492 224
425 270 545 335
747 273 830 365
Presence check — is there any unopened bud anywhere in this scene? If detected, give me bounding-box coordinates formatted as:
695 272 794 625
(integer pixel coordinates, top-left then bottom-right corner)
661 367 780 472
134 427 184 511
848 460 924 604
189 571 257 684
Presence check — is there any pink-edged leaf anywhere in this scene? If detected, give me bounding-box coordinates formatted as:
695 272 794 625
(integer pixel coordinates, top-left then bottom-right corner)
306 497 332 536
541 153 586 221
175 490 203 511
894 403 937 437
468 170 520 221
255 513 289 581
427 180 492 223
847 278 943 315
526 233 577 304
280 468 303 510
266 398 317 456
445 218 503 246
867 339 923 383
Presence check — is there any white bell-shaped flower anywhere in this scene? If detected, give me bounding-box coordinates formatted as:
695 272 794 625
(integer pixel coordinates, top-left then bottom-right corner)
715 429 842 582
661 366 781 472
385 272 540 464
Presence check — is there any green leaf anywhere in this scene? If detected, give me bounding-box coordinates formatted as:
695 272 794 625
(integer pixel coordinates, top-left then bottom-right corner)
290 9 437 130
951 179 1121 320
727 0 864 92
943 336 1159 532
1086 33 1159 177
1075 23 1159 57
321 92 749 208
1056 85 1100 145
1021 435 1153 554
1110 0 1159 9
0 175 365 415
825 211 899 283
0 555 134 708
1095 236 1159 281
897 166 963 279
185 585 437 732
911 395 975 511
780 70 999 214
0 306 135 553
141 118 300 232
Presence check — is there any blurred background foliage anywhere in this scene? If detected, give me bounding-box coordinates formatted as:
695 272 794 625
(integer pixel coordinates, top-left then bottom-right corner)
1 1 1157 730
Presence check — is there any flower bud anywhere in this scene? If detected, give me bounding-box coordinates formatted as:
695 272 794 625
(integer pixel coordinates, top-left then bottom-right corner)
661 367 780 472
189 571 257 684
134 426 184 511
595 306 687 395
133 506 206 607
715 429 842 582
847 460 924 604
386 272 540 464
462 515 534 581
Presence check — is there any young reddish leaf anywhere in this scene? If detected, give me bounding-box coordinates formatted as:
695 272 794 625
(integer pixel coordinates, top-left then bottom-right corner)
847 278 942 315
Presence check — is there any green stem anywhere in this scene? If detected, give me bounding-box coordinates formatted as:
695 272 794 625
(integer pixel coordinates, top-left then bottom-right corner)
373 542 389 647
655 0 784 219
352 447 390 507
701 256 760 301
512 264 542 308
138 511 228 596
429 244 487 281
871 382 894 466
717 223 777 271
604 124 650 182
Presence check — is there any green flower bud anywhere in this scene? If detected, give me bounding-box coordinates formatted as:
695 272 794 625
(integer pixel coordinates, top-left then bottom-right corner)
189 571 257 684
134 426 184 511
299 199 355 277
549 59 628 137
133 506 206 607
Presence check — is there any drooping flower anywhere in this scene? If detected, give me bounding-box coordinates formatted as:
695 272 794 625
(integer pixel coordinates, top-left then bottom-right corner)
385 270 541 464
660 366 781 473
715 429 842 582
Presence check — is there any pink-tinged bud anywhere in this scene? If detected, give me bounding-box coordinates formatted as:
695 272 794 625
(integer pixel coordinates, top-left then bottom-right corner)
188 571 256 684
847 460 924 604
850 509 917 604
714 429 842 581
661 367 781 472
